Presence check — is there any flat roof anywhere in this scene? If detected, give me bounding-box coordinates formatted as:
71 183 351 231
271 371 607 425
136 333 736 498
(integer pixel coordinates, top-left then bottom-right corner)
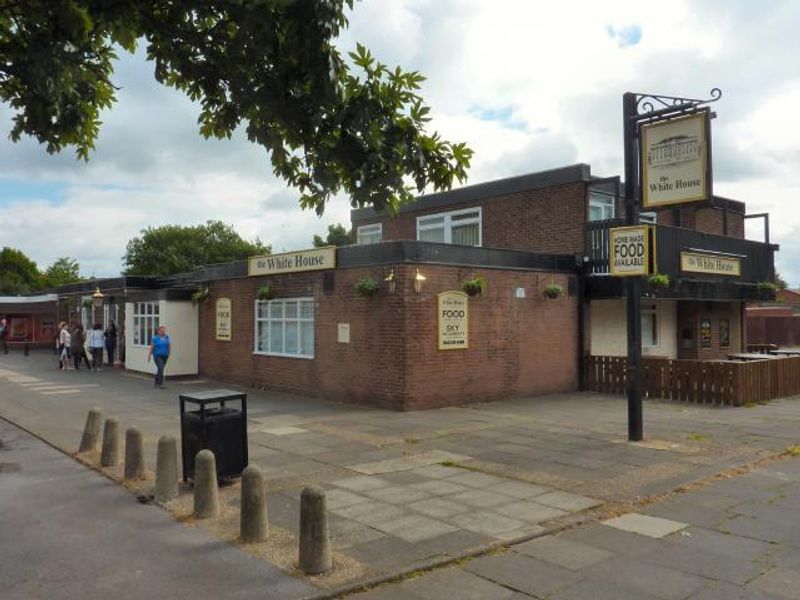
0 294 58 304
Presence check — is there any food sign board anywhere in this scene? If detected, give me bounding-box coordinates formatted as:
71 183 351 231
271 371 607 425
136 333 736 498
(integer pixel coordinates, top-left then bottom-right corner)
438 291 468 350
215 298 232 341
609 225 655 277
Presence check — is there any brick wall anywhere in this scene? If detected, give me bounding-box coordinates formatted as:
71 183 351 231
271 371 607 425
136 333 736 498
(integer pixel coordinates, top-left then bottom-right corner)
677 301 743 360
198 264 578 410
654 206 745 238
354 182 589 255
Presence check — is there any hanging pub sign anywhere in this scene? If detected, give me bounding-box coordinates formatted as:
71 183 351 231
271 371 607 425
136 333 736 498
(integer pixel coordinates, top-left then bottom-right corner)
641 111 711 208
248 246 336 276
438 291 468 350
609 225 655 277
215 297 232 341
680 251 741 276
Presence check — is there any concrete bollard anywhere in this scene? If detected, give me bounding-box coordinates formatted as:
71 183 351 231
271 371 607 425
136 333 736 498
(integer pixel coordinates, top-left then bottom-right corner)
100 417 121 467
78 407 103 453
193 449 219 519
124 427 146 481
155 435 179 503
240 465 268 543
299 485 332 574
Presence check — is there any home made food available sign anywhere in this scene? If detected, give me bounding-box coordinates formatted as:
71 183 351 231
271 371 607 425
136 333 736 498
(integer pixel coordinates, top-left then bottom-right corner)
641 111 710 208
438 291 468 350
248 246 336 276
610 225 654 277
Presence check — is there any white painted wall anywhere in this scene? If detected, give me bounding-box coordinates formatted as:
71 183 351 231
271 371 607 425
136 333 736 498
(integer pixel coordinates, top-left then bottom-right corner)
124 300 198 376
590 299 677 359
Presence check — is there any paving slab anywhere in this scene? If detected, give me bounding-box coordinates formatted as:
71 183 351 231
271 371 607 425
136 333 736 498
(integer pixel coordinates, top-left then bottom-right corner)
399 568 517 600
464 552 582 598
534 490 602 512
449 511 527 537
407 497 472 519
603 513 688 538
513 535 614 570
374 514 457 543
747 567 800 599
495 500 568 523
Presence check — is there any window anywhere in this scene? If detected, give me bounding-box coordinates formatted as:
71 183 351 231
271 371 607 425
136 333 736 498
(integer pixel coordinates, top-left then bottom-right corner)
132 302 160 347
357 223 382 245
719 318 730 348
417 208 481 246
642 306 658 347
255 298 314 359
639 211 657 224
588 192 616 221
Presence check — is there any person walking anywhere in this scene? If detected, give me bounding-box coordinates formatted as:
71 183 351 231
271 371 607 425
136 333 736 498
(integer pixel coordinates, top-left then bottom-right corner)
71 323 90 370
104 319 117 367
88 323 105 371
147 325 171 389
58 322 72 370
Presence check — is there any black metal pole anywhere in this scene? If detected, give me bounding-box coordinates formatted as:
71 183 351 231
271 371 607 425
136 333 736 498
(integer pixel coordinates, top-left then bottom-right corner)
623 92 644 441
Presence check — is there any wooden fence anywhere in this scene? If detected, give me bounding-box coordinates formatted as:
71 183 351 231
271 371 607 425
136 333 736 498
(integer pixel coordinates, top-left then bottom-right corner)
584 355 800 406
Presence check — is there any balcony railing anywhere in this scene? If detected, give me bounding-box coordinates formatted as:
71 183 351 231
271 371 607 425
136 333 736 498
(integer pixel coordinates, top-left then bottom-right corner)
586 220 775 284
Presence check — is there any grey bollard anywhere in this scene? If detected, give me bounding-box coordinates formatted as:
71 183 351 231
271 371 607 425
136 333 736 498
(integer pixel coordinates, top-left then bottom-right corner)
155 435 179 503
299 485 332 574
193 449 219 519
240 465 268 543
78 407 102 453
124 427 146 480
100 417 121 467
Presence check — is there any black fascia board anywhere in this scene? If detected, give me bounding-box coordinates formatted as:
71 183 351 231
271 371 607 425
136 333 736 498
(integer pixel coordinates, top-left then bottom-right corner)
350 163 593 221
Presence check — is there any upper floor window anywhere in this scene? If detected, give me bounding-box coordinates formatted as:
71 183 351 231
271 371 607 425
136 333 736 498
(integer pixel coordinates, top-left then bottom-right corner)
588 192 616 221
417 208 482 246
356 223 382 245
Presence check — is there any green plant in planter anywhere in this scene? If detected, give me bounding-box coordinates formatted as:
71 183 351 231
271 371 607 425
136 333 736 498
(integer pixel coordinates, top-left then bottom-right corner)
257 284 276 301
461 275 487 297
756 281 778 293
648 273 670 288
543 283 563 299
355 276 380 297
81 298 94 309
191 287 210 305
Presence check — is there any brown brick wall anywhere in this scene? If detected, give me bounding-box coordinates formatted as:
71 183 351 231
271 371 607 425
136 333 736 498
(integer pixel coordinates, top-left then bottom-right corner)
654 206 745 238
198 265 578 410
677 301 743 360
354 182 589 254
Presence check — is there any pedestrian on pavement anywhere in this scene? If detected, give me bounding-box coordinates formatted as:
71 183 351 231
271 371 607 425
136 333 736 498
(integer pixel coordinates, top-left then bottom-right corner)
71 323 90 370
88 323 105 371
58 322 72 370
147 325 171 389
104 319 117 367
0 315 7 355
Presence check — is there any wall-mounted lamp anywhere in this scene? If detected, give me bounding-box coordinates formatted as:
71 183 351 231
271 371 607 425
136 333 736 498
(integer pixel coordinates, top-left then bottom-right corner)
384 269 396 293
92 286 105 309
413 269 426 294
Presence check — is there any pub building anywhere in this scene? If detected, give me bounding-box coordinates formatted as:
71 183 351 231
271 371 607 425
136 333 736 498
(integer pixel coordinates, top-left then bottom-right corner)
28 163 777 410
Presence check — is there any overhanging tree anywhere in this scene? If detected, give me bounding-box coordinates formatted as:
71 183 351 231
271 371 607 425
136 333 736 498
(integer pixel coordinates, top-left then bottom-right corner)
0 247 42 295
122 220 269 277
43 256 83 287
312 223 352 247
0 1 473 214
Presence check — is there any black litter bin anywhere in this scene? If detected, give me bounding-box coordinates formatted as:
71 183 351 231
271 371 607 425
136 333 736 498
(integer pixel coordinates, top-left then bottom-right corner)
179 389 248 481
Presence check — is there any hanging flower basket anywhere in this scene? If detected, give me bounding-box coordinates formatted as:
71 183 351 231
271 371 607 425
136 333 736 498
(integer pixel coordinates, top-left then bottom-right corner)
461 276 487 297
257 284 276 301
543 283 563 299
81 298 94 309
647 273 670 288
191 287 210 305
355 276 380 297
756 281 777 293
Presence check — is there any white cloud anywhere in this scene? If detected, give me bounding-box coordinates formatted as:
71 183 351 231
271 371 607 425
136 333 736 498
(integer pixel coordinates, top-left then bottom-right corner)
1 0 800 283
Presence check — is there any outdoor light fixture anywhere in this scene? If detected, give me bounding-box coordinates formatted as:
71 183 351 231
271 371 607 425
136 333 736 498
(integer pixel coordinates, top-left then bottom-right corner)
413 269 426 294
384 269 396 293
91 286 105 309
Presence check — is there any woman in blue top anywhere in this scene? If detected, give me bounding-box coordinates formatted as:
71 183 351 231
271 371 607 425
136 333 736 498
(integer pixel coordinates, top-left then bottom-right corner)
147 325 171 389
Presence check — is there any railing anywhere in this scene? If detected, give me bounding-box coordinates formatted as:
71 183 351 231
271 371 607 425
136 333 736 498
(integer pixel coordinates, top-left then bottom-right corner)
585 355 800 406
586 221 775 283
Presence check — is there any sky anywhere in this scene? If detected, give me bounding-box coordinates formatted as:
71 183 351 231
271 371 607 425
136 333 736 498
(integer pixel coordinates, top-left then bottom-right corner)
1 0 799 283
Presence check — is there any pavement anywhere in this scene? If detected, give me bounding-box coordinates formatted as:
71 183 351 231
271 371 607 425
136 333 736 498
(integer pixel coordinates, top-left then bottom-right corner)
0 418 314 600
2 350 800 597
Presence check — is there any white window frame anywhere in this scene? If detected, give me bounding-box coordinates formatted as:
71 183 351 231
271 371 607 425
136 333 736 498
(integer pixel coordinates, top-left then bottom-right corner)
588 192 616 222
416 207 482 246
132 301 160 347
253 297 315 359
639 211 658 224
356 223 383 245
642 306 659 348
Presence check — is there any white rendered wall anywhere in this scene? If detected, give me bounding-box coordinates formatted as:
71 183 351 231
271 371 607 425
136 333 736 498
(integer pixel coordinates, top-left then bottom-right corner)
589 299 677 359
124 300 198 376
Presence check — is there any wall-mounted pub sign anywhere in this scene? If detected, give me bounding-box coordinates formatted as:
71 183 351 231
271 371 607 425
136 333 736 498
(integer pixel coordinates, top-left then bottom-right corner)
215 297 232 341
680 251 741 276
248 246 336 276
438 291 468 350
609 225 655 277
641 111 711 208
